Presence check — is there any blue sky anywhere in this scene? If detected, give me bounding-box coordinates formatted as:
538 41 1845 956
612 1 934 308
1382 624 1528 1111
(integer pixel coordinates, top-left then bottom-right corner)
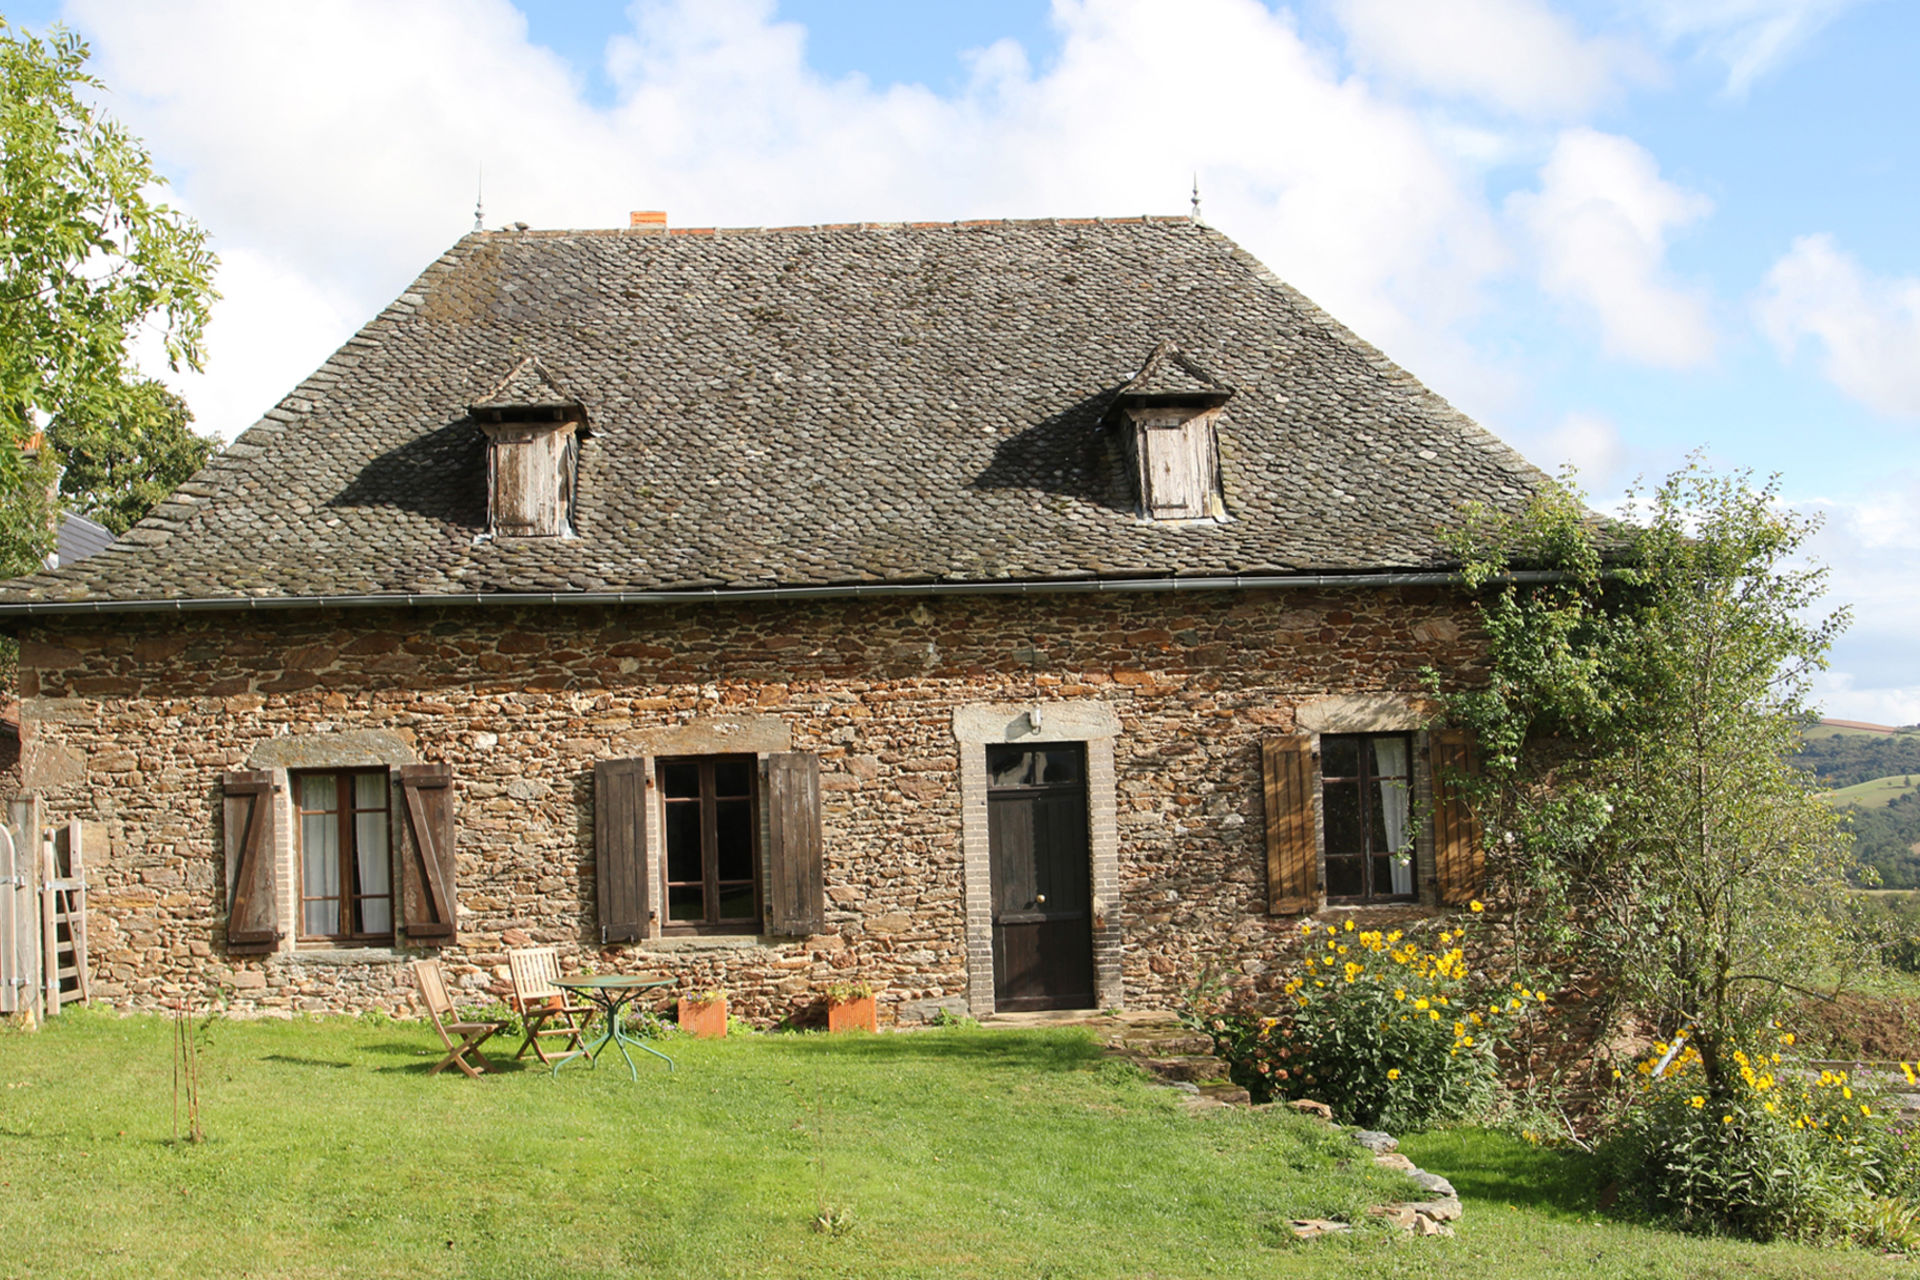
7 0 1917 721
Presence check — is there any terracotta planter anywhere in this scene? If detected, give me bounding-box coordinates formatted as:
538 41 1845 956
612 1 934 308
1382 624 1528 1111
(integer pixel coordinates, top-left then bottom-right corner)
827 995 877 1033
678 997 727 1038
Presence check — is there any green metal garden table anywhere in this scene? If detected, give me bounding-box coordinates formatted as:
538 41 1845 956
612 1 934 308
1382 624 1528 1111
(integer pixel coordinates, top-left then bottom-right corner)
552 974 676 1080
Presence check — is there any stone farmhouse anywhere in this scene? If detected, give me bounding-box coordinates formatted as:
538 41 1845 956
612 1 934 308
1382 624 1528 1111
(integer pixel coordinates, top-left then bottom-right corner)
0 214 1545 1022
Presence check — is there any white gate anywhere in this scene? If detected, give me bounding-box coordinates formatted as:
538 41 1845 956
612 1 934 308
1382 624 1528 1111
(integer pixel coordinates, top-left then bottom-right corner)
0 820 40 1020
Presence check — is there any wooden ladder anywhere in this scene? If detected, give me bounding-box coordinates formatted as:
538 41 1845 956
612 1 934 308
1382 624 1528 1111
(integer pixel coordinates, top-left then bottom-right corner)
40 820 88 1014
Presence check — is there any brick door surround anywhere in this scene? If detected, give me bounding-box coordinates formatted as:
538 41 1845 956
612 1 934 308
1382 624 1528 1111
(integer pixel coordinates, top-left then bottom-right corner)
953 701 1122 1017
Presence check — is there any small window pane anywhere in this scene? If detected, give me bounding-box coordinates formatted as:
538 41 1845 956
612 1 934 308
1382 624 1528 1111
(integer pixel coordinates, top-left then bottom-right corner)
713 759 752 797
664 804 702 882
662 761 700 799
300 774 336 811
1323 780 1363 855
667 885 704 922
353 772 386 809
1321 736 1360 779
716 884 756 921
715 800 753 880
1325 855 1363 898
989 748 1032 788
1038 749 1080 785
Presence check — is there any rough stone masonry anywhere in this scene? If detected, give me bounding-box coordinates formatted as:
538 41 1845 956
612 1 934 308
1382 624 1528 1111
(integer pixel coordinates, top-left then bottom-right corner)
13 584 1483 1022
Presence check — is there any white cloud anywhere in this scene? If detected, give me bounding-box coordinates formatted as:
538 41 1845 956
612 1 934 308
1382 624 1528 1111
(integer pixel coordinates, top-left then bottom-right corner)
1332 0 1656 117
1507 128 1716 368
1797 480 1920 727
1756 233 1920 420
1528 411 1630 487
57 0 1516 439
1630 0 1863 95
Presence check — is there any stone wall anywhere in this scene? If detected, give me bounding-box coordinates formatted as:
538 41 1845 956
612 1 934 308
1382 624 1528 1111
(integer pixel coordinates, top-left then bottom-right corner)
11 586 1485 1021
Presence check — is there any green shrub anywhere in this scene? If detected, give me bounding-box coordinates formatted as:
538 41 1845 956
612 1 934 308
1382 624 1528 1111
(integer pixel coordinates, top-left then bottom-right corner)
1599 1032 1920 1244
1192 916 1542 1131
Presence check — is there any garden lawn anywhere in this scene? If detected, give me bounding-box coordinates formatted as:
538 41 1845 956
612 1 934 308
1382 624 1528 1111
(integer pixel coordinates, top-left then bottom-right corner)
0 1013 1911 1279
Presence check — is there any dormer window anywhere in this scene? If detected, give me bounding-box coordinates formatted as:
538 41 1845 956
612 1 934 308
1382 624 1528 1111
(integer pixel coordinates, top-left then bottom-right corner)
1108 341 1233 521
470 358 588 539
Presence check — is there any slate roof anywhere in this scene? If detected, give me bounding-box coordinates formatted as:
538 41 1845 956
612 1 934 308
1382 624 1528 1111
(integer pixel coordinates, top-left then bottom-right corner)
0 216 1551 611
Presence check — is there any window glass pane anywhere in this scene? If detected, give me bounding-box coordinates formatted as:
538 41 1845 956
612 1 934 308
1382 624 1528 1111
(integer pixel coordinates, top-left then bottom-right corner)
715 799 753 880
355 809 392 935
1038 749 1081 785
667 885 704 922
1370 736 1409 781
664 803 702 882
988 747 1032 788
303 898 336 937
353 772 387 809
1321 735 1359 779
1326 854 1363 898
300 774 336 811
661 761 700 799
302 806 340 936
712 759 752 797
716 884 756 922
1323 779 1362 855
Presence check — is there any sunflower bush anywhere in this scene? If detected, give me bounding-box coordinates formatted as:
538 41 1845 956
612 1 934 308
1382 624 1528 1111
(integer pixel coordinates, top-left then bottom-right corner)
1600 1029 1920 1245
1194 914 1543 1131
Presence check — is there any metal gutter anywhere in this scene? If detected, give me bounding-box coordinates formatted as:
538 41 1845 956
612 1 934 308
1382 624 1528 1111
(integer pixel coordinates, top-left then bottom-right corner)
0 570 1569 619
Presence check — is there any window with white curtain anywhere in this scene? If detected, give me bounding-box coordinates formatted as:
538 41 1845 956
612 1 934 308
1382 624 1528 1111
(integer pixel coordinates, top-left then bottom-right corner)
1320 733 1415 902
294 769 394 941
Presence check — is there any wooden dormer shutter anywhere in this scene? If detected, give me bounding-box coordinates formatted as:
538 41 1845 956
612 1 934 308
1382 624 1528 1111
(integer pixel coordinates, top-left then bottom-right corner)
398 764 459 940
1263 735 1318 914
1430 730 1484 905
222 770 282 955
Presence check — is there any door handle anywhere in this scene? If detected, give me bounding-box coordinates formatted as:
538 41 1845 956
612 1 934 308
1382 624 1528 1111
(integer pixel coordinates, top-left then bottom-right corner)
1035 894 1047 905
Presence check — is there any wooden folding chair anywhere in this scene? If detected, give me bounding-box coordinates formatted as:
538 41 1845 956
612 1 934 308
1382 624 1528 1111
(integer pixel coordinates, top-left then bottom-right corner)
412 959 507 1078
507 946 593 1066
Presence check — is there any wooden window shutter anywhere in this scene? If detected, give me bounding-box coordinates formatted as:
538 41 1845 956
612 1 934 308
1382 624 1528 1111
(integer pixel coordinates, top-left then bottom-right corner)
398 763 459 941
221 770 283 955
1430 729 1485 905
594 757 649 944
765 752 824 936
1263 735 1318 914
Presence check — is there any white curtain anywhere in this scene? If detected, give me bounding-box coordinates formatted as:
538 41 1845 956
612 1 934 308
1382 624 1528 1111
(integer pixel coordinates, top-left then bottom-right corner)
301 774 340 935
354 773 392 935
1374 737 1413 895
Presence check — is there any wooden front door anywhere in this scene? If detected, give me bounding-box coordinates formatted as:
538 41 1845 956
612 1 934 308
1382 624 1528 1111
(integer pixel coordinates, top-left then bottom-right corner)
988 743 1094 1011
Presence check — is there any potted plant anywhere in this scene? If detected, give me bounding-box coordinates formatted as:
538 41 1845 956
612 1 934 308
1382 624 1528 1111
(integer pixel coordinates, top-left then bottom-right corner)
677 988 728 1038
825 981 878 1033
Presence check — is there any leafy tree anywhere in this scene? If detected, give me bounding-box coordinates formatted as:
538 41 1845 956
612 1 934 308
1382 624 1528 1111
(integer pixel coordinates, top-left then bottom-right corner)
1 18 217 576
1433 463 1855 1100
51 381 215 535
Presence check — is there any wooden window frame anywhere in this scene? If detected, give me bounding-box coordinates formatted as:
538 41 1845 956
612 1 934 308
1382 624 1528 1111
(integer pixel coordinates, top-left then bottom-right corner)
658 754 762 935
1319 732 1418 906
292 768 395 943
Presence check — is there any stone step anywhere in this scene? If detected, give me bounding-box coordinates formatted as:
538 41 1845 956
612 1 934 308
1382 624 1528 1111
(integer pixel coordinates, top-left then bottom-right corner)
1195 1079 1251 1105
1108 1029 1215 1057
1138 1053 1229 1083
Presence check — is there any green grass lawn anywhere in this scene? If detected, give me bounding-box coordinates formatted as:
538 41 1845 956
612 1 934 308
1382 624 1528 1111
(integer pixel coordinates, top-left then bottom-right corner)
1 1013 1913 1279
1824 775 1920 808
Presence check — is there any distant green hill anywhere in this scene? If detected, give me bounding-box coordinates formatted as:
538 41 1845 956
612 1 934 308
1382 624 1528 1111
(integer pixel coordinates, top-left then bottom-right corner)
1799 722 1920 890
1823 775 1920 809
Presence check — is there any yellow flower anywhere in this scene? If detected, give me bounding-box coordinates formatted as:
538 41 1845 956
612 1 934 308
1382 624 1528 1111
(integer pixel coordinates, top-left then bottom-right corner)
1689 1096 1705 1108
1387 1068 1401 1080
1462 1035 1475 1047
1860 1104 1871 1117
1414 998 1430 1010
1611 1068 1623 1081
1722 1115 1734 1124
1394 988 1407 1001
1469 899 1485 912
1902 1062 1916 1086
1429 1010 1441 1022
1344 919 1355 932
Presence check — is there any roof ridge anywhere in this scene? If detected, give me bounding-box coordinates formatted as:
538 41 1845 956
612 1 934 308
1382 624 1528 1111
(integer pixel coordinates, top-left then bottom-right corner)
468 214 1198 241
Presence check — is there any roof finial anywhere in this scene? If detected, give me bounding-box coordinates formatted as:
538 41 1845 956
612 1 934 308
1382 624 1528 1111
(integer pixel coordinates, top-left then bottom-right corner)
1190 173 1202 223
473 164 484 234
